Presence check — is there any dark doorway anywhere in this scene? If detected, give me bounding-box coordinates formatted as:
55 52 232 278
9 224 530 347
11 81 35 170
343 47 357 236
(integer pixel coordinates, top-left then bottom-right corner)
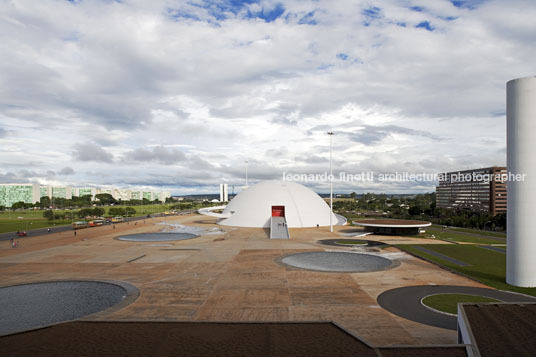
272 206 285 217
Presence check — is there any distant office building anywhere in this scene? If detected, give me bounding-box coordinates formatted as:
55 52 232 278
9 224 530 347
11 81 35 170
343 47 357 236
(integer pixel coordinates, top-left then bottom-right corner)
130 191 142 200
1 183 170 206
73 187 97 199
219 183 228 202
38 185 73 200
143 191 153 201
41 186 94 200
0 183 40 207
40 185 51 198
113 189 132 201
97 188 113 195
436 167 507 215
52 186 72 199
157 191 171 202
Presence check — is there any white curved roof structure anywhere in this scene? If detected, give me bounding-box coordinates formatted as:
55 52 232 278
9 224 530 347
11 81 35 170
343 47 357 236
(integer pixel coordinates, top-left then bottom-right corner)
215 180 342 228
197 205 229 218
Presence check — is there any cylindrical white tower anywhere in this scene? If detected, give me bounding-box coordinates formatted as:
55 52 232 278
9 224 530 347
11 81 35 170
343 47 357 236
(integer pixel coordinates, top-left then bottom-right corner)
506 76 536 287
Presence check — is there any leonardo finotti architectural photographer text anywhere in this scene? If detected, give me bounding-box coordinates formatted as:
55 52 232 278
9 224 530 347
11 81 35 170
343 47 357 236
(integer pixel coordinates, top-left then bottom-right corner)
282 171 527 183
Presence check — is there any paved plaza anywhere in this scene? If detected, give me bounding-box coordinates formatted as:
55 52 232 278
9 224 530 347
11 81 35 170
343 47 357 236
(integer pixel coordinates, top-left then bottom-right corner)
0 214 489 345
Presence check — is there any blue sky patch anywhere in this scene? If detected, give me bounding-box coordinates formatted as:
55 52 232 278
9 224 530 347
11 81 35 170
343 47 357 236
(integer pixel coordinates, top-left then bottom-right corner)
450 0 487 9
336 53 348 60
166 8 201 22
415 21 435 31
298 11 317 25
362 6 382 26
362 6 381 19
439 15 458 21
187 0 285 22
409 6 424 12
249 3 284 22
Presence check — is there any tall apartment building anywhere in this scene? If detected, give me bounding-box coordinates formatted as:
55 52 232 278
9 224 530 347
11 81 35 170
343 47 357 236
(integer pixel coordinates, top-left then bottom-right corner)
97 188 113 195
1 183 170 207
0 183 41 207
52 186 72 199
73 187 97 198
219 183 228 202
436 166 507 215
143 191 153 201
113 189 132 201
131 191 142 200
155 191 171 202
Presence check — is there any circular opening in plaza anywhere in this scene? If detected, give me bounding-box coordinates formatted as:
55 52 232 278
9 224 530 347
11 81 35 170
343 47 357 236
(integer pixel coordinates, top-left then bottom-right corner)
279 251 395 272
352 219 431 236
0 280 138 336
116 232 199 242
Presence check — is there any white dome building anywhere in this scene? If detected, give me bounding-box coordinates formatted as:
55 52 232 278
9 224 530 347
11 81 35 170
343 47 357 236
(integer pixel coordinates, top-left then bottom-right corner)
201 180 344 228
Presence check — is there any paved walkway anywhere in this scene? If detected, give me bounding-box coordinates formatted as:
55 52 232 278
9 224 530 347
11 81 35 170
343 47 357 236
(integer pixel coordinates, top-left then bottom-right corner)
0 214 490 345
377 285 536 330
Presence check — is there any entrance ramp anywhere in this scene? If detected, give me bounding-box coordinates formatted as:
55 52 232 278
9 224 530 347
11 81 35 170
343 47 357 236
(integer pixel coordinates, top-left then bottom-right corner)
270 216 290 239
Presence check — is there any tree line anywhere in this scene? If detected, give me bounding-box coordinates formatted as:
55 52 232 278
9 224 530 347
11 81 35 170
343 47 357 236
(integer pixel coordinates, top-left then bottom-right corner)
42 207 137 221
1 193 171 211
335 192 506 231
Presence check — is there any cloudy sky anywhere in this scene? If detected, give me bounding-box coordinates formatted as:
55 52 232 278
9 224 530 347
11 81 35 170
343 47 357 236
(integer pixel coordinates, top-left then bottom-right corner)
1 0 535 195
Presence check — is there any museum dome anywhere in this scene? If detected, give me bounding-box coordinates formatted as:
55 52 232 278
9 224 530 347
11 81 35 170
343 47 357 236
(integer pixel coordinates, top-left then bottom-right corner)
217 180 342 228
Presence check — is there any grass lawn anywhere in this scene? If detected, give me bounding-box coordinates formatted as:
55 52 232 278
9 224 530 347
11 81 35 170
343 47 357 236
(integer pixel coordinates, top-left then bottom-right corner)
0 210 71 233
0 203 187 233
422 293 500 315
0 216 72 233
431 224 506 238
336 240 368 245
449 227 506 238
423 227 505 245
396 244 536 297
103 204 174 215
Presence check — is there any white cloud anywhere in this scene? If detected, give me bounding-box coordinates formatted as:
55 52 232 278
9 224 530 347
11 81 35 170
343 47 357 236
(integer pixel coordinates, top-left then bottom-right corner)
72 143 114 163
0 0 531 194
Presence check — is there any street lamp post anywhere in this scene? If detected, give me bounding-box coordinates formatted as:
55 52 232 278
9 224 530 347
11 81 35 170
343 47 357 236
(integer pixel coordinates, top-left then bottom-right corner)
52 197 55 226
328 131 334 232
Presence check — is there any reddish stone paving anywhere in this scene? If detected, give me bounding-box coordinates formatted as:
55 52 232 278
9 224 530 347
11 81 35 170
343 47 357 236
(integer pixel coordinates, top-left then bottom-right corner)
0 214 488 345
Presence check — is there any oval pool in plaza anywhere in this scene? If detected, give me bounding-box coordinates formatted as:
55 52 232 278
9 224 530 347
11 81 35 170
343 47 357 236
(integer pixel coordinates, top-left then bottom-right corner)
0 280 138 336
116 232 199 242
279 251 395 273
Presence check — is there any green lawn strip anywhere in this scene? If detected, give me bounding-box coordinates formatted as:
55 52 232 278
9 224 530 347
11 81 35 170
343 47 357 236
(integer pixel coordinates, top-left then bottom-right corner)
449 227 506 238
0 204 189 234
422 293 500 315
0 210 48 219
396 244 536 297
335 240 367 245
431 224 506 238
103 204 170 216
0 218 72 233
425 227 504 245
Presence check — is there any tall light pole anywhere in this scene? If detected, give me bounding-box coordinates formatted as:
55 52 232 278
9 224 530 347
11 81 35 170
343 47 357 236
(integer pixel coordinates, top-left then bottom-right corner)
245 160 249 187
327 131 334 232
